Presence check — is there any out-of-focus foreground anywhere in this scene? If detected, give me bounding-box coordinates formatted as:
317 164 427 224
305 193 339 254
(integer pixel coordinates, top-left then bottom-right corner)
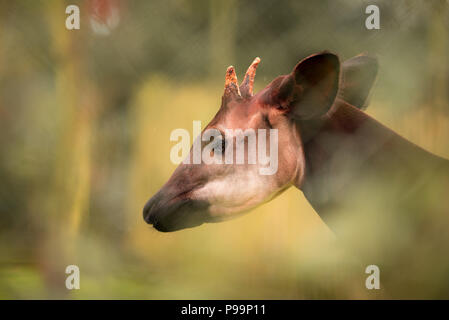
0 0 448 298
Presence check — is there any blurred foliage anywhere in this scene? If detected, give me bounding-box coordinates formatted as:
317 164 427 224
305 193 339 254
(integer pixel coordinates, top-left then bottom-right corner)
0 0 448 298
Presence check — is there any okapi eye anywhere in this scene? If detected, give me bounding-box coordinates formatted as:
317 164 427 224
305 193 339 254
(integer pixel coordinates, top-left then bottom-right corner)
276 104 287 110
221 138 226 154
210 136 226 156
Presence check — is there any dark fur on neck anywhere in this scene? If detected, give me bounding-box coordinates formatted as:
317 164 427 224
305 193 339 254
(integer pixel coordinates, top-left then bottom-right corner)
297 98 449 223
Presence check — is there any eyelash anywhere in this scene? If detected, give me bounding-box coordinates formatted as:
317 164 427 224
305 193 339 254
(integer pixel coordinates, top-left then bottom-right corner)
221 138 226 154
207 137 226 156
206 130 226 155
214 137 226 155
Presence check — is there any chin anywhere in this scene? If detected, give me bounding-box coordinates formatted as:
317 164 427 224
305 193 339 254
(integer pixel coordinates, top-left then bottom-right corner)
143 197 211 232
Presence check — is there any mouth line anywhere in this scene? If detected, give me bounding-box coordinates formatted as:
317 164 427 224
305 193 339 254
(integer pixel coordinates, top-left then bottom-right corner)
150 198 210 232
144 188 194 224
168 180 207 203
171 189 193 202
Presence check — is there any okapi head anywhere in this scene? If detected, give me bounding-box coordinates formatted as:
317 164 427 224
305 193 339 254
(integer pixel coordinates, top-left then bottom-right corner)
143 52 378 232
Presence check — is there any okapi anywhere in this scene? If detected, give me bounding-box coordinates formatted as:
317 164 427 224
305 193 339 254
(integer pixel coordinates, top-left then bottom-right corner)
143 52 449 296
143 51 448 229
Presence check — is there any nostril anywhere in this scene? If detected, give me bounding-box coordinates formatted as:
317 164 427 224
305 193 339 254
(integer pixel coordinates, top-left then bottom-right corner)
143 199 156 224
143 190 166 225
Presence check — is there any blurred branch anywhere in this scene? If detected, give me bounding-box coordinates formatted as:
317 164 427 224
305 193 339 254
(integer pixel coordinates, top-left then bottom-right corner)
40 1 96 296
209 0 237 79
425 0 448 112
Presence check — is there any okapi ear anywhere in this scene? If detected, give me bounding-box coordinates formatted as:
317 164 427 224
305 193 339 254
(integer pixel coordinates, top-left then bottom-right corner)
339 54 378 110
284 52 340 120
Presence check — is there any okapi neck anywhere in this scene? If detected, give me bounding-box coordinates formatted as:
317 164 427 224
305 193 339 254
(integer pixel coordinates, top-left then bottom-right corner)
299 98 448 220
